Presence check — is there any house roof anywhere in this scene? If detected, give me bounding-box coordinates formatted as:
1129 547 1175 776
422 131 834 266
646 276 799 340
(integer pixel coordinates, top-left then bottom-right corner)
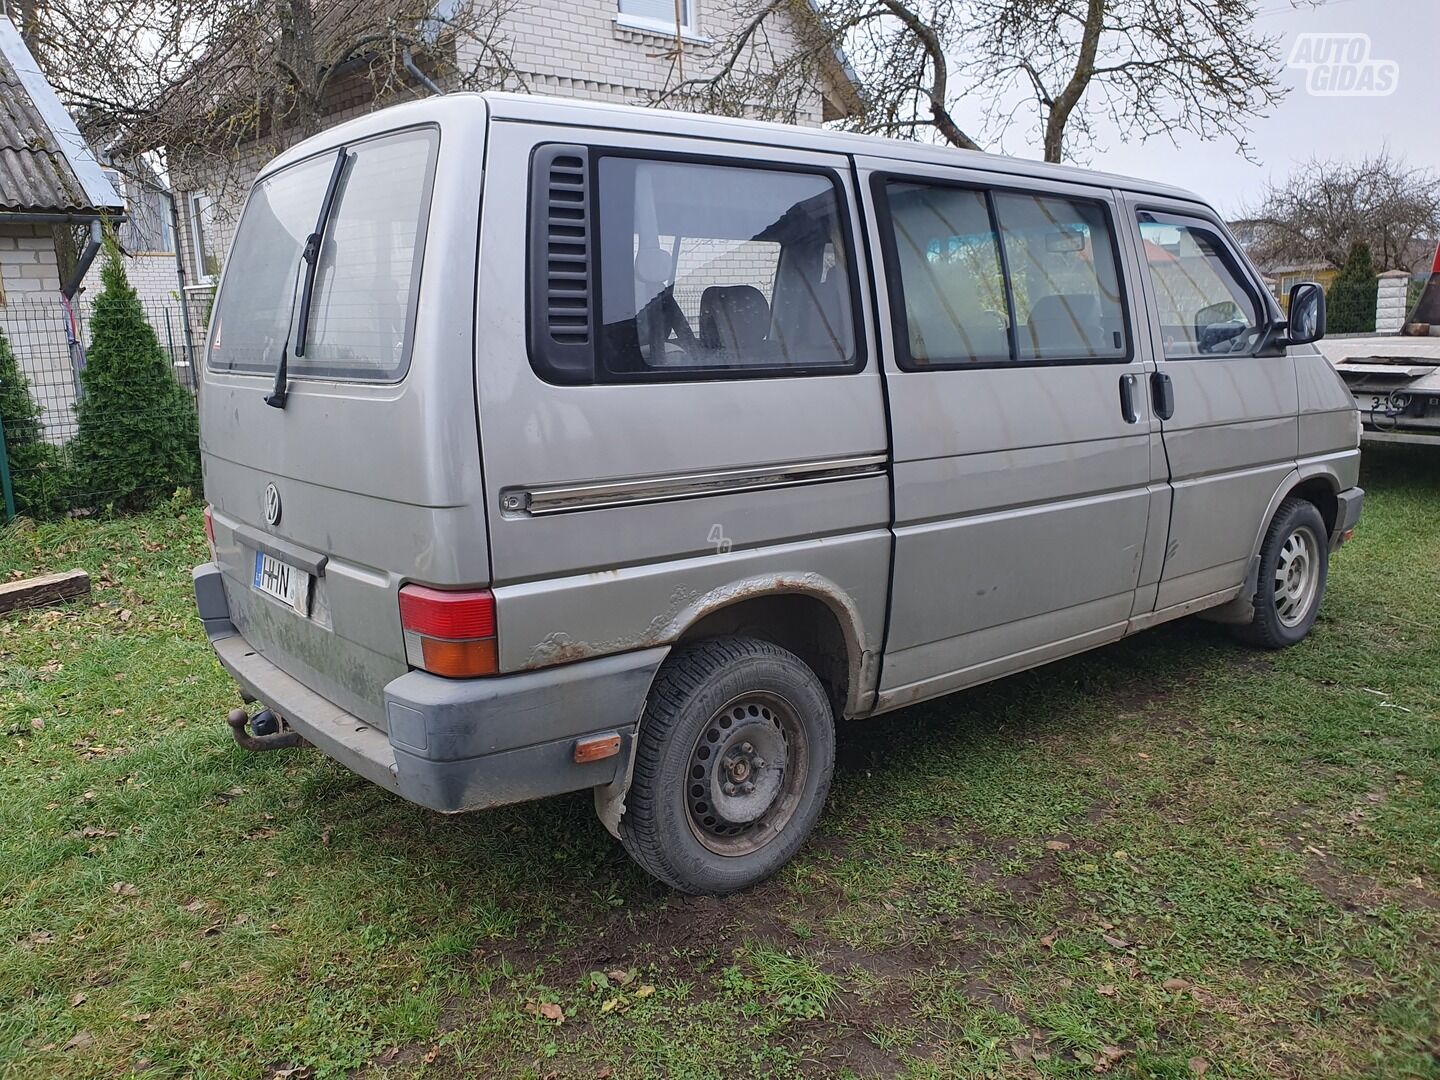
0 16 123 216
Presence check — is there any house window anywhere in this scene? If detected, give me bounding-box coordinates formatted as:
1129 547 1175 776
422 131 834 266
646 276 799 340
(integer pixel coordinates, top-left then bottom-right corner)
188 192 222 280
617 0 696 37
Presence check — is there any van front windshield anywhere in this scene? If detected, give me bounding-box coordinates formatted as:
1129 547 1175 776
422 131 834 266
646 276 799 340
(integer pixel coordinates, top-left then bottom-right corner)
208 127 438 382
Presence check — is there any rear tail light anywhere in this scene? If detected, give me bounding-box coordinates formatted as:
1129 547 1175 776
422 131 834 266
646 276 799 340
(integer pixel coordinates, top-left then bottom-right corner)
398 585 498 678
203 504 216 557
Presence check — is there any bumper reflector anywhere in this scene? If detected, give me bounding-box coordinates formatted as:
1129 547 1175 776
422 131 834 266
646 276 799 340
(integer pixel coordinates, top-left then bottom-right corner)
574 732 622 764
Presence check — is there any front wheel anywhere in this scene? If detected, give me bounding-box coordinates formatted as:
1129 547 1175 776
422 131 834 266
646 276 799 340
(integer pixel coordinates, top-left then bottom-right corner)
1233 497 1330 649
618 637 835 895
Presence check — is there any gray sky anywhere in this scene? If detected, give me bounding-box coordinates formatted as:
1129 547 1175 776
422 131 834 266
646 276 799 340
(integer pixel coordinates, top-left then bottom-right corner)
964 0 1439 218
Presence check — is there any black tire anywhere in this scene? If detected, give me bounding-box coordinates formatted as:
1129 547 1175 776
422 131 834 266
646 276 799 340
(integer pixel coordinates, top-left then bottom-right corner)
1233 497 1330 650
618 637 835 895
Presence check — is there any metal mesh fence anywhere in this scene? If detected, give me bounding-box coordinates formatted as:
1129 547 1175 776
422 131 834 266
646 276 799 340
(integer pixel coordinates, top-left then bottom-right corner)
0 292 207 521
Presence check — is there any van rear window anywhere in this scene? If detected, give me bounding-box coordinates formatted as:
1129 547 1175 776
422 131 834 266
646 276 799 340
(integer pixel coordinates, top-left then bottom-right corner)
208 127 438 382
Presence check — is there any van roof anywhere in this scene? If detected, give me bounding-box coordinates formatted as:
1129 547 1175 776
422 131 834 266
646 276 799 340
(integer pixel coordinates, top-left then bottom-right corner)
266 91 1206 206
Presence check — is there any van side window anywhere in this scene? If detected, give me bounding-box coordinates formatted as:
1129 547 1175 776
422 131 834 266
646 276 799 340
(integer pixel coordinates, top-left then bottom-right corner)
595 157 859 379
884 183 1010 365
1137 214 1261 357
993 193 1126 361
880 179 1128 368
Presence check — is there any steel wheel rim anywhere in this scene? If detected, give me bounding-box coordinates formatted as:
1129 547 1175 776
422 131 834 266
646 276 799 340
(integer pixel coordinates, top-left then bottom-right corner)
1274 525 1321 628
685 690 808 857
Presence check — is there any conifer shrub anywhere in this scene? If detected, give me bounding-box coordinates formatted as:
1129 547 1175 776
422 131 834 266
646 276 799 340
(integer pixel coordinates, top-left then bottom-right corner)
0 323 67 519
1326 241 1378 334
69 235 200 510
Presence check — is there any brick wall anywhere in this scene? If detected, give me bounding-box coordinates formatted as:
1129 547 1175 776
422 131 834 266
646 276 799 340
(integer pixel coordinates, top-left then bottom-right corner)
0 223 61 300
0 224 70 442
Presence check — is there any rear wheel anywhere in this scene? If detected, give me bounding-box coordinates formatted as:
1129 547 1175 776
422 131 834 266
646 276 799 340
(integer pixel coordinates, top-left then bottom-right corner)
1234 497 1329 649
619 637 835 895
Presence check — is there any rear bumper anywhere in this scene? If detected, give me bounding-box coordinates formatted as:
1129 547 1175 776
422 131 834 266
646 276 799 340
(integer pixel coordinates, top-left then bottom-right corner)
193 563 666 813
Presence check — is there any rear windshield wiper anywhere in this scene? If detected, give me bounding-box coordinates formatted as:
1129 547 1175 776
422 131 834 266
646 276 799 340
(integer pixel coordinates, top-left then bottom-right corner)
265 146 352 409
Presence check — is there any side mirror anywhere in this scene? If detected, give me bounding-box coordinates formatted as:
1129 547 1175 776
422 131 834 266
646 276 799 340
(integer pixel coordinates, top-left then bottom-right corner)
1284 281 1326 346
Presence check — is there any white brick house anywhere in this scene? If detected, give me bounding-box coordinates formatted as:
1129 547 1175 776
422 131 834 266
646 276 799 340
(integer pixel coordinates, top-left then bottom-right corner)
0 16 126 441
170 0 859 290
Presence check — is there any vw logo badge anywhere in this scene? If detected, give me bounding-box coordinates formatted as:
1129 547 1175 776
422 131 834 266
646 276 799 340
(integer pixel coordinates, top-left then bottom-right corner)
263 482 282 526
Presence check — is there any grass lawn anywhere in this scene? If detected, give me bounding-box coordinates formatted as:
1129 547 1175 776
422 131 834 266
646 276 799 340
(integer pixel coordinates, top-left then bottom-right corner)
1 448 1437 1079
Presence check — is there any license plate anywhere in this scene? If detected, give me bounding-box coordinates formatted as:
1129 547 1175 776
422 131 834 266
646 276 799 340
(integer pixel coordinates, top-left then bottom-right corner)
253 551 311 616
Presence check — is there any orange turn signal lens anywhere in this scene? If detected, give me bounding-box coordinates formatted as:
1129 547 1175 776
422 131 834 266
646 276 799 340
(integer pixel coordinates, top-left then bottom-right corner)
416 636 499 678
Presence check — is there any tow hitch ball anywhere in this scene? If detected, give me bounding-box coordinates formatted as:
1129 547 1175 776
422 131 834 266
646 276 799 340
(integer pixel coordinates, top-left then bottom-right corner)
226 707 307 752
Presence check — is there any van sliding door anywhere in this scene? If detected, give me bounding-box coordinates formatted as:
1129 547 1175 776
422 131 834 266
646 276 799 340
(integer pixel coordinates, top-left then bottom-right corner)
860 159 1161 710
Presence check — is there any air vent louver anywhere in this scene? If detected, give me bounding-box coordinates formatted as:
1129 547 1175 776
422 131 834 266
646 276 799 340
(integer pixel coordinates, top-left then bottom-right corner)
543 152 590 345
528 144 595 384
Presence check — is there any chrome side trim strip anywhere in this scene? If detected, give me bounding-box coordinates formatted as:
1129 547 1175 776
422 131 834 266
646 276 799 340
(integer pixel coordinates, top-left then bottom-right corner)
506 454 889 516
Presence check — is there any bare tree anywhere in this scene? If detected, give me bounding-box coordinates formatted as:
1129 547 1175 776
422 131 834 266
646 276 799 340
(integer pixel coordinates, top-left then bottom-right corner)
1242 151 1440 272
659 0 1297 163
6 0 521 202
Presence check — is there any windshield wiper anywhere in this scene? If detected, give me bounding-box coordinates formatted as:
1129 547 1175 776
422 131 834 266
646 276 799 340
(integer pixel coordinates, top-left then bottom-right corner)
266 146 352 409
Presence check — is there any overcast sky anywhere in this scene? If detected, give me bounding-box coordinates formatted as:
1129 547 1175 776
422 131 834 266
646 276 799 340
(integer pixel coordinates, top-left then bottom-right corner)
962 0 1439 218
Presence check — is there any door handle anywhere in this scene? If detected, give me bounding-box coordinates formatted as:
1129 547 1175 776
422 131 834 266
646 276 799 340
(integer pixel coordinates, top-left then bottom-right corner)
1150 370 1175 420
1118 373 1139 423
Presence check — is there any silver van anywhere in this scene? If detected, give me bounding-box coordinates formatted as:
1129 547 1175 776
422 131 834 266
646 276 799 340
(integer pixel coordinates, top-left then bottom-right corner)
193 93 1363 894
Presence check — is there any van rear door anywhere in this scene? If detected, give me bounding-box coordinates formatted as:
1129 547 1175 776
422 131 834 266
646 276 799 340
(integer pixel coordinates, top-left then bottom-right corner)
200 102 490 728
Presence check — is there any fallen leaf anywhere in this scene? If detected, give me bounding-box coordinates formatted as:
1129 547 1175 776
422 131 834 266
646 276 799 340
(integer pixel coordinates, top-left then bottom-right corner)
111 882 138 897
182 899 207 913
1096 984 1116 997
1093 1045 1128 1073
1040 931 1059 949
596 1068 613 1079
1044 840 1071 851
320 828 332 847
132 1013 151 1024
634 984 655 999
421 1047 439 1064
1113 850 1129 861
607 968 635 986
178 961 192 973
62 1030 94 1052
1163 977 1192 992
1188 1057 1209 1077
600 997 620 1013
1102 934 1130 950
539 1001 564 1022
30 718 44 731
80 827 117 839
119 609 133 622
70 991 87 1007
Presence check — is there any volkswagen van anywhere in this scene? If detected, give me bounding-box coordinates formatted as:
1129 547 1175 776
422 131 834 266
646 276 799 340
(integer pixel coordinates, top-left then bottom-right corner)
193 93 1363 893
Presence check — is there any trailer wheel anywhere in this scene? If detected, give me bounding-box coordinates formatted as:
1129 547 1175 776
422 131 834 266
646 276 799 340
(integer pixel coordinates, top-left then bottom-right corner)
1234 497 1329 650
618 637 835 895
